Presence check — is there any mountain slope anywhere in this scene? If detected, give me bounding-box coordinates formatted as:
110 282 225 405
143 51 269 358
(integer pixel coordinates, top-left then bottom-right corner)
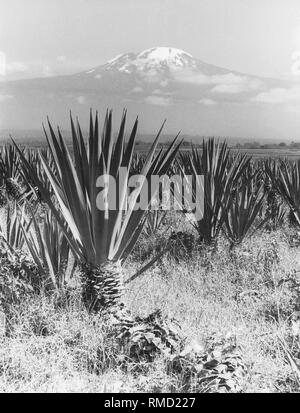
0 47 299 139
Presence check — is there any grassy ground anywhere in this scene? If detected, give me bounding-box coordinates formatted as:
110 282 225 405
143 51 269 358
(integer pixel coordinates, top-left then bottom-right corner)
0 212 300 392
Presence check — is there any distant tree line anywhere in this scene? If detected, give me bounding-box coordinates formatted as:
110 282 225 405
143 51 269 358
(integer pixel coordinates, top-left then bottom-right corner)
233 141 300 150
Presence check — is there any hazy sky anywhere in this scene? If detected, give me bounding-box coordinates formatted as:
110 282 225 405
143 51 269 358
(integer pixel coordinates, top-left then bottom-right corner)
1 0 300 80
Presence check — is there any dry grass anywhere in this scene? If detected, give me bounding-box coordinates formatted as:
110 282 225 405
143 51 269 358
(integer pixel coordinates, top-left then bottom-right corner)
0 212 300 392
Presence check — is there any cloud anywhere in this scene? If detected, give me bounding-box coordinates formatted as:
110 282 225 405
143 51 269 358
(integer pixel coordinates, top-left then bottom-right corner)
131 86 143 93
42 65 54 77
252 86 300 104
56 55 67 62
76 96 87 104
199 98 216 105
152 88 173 96
160 80 169 87
3 59 55 78
0 94 13 102
212 73 246 85
6 61 28 73
174 69 211 85
283 105 300 113
2 56 90 79
140 69 161 83
211 84 247 94
174 69 263 94
145 95 173 106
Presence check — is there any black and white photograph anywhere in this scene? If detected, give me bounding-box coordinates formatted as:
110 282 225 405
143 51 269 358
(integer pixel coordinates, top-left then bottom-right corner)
0 0 300 395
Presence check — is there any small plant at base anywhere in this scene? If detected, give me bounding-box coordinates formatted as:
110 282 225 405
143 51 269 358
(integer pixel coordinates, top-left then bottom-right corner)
168 333 248 393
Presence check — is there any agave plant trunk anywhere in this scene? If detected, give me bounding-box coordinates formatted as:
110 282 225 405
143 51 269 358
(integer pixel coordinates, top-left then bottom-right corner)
80 260 123 313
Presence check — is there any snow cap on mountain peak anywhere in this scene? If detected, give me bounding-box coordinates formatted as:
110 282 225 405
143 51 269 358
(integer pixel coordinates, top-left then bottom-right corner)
137 47 193 60
135 47 194 69
104 47 195 73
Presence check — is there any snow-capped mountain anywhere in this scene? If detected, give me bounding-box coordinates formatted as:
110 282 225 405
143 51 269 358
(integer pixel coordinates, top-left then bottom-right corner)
82 46 229 79
0 47 299 139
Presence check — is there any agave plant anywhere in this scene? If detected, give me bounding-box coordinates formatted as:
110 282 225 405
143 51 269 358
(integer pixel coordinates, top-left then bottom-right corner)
130 152 147 176
20 207 71 291
180 139 250 245
16 148 56 204
263 159 286 230
223 177 266 248
30 148 56 196
0 202 32 252
143 209 168 237
266 159 300 228
0 145 22 185
14 110 180 312
0 145 25 201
